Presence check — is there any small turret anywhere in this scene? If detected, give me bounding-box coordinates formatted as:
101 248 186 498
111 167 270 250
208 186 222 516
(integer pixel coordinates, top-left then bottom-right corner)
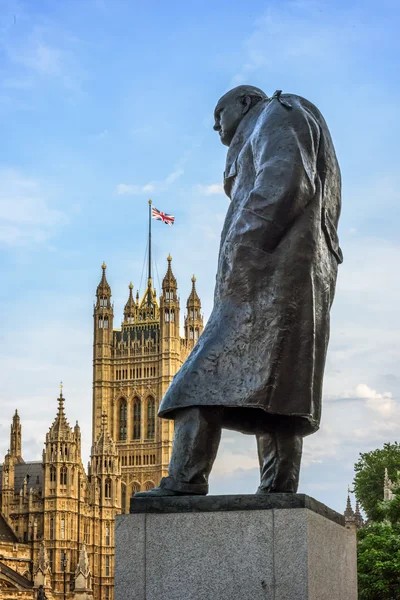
354 500 364 529
124 282 136 324
33 541 52 590
94 262 114 332
10 409 24 463
184 274 203 347
160 254 180 338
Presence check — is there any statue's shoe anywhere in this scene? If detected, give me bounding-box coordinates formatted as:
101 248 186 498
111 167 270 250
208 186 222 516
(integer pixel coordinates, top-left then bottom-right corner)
133 487 189 498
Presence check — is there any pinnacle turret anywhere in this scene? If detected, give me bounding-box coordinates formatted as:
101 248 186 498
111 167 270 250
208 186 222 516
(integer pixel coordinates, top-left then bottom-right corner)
96 262 111 298
47 383 73 441
10 408 23 463
124 282 136 323
344 488 355 521
162 254 177 291
184 274 203 345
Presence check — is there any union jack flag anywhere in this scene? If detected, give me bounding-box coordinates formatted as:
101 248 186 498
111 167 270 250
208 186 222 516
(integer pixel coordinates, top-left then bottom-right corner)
151 206 175 226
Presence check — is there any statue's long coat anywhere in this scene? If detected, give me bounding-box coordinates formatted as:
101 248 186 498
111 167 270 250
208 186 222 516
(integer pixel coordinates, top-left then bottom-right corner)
159 93 342 436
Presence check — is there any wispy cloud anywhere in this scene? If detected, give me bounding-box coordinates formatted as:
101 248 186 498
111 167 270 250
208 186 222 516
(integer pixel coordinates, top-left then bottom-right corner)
0 168 68 246
116 168 184 196
196 183 224 196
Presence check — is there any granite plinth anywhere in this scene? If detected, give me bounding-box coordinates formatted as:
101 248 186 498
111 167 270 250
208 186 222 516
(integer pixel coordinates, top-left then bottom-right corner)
115 494 357 600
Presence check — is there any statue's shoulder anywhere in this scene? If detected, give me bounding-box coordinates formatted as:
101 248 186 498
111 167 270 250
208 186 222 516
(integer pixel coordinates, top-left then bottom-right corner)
257 92 324 131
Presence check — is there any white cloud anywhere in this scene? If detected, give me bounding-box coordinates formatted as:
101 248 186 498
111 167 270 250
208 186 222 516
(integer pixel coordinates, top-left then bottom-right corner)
115 168 184 196
0 168 67 245
14 41 62 76
196 183 224 196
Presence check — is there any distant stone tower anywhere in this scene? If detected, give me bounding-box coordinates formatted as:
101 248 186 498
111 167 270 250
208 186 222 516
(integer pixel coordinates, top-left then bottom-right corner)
88 413 121 600
92 253 203 512
42 386 87 594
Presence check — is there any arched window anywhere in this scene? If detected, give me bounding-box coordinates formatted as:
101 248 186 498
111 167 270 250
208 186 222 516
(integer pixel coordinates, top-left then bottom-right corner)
61 517 65 539
190 327 194 339
133 398 141 440
50 466 56 482
119 399 127 441
147 398 155 439
194 329 199 340
105 523 110 546
49 518 54 540
98 317 103 328
145 481 155 491
105 555 110 576
132 482 141 495
105 478 112 500
170 309 175 322
165 310 169 322
60 467 67 486
104 317 109 329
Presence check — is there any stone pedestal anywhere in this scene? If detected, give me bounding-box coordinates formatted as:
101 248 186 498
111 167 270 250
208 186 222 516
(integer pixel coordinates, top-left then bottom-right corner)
115 494 357 600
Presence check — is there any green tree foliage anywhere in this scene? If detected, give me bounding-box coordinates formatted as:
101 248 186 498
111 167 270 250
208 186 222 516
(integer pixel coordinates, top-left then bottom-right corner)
354 442 400 522
358 522 400 599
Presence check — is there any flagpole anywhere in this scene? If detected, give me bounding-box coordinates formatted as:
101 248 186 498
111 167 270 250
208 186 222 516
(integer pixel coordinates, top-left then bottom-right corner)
148 199 152 306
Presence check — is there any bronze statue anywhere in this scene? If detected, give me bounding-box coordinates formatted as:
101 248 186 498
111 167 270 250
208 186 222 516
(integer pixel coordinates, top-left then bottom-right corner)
135 85 342 497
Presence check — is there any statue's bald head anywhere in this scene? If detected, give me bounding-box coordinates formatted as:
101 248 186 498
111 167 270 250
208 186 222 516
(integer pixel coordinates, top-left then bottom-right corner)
214 85 267 146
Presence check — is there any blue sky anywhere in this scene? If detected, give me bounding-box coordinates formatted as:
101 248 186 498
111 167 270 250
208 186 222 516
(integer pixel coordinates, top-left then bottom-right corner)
0 0 399 514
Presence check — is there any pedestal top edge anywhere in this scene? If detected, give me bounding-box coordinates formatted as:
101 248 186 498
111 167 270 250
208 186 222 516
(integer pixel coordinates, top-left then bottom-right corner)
129 493 344 526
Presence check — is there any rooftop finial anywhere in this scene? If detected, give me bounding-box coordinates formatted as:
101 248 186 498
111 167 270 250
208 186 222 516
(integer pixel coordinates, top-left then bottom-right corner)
102 262 107 270
167 253 172 262
192 274 196 283
129 282 133 290
59 381 63 397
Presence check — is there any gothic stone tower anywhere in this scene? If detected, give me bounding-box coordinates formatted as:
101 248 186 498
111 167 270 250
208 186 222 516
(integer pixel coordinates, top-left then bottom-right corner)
92 257 203 512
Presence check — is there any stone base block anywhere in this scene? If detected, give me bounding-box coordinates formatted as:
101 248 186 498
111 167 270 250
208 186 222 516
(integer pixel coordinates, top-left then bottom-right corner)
115 494 357 600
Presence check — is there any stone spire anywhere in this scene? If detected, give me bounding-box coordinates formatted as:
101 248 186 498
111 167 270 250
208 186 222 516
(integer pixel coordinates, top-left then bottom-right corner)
75 543 90 589
187 274 200 305
124 282 136 323
162 254 177 291
47 383 72 441
185 274 203 346
10 409 24 463
384 467 394 501
354 500 364 529
33 541 52 589
96 262 111 298
344 488 355 522
74 544 93 600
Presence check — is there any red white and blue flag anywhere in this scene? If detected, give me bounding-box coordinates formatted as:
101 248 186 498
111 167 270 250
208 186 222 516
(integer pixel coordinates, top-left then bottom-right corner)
151 206 175 226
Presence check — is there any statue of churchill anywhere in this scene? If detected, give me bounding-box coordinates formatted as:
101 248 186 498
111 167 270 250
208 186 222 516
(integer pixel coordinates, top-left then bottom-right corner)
135 85 343 498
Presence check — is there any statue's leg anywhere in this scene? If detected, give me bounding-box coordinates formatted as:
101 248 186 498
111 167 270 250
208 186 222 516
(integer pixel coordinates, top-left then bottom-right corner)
256 430 303 494
134 407 223 498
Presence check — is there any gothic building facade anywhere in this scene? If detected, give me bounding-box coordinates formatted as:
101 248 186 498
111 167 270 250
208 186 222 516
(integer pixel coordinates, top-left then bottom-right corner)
0 256 203 599
93 256 203 511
